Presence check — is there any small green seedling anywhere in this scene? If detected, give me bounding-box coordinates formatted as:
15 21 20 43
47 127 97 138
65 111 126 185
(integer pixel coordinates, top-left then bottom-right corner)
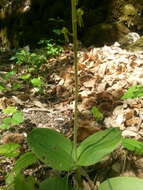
38 39 63 57
10 48 47 74
91 106 104 121
2 71 16 81
0 70 17 92
20 73 31 80
30 78 44 93
122 85 143 99
10 49 30 65
31 78 43 87
12 83 22 90
0 107 24 130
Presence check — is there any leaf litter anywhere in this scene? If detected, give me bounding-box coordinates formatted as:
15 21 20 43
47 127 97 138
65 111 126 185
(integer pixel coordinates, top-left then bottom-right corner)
1 39 143 183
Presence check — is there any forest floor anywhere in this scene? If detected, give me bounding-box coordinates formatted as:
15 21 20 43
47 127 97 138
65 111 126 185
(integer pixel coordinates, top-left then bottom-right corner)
1 42 143 188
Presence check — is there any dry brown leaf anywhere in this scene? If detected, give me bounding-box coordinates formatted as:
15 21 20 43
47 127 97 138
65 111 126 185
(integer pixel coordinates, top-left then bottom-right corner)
83 79 95 88
78 63 86 70
0 97 15 109
121 170 136 177
96 82 107 92
2 133 25 144
122 130 138 138
125 110 134 120
33 100 47 108
0 97 7 109
97 63 108 77
79 73 94 84
82 179 95 190
82 96 97 110
132 103 142 109
77 119 101 142
116 64 127 74
125 117 140 126
12 96 24 105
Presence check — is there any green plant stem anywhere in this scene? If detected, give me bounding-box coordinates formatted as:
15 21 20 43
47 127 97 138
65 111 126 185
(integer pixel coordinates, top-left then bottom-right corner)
74 168 83 188
71 0 78 161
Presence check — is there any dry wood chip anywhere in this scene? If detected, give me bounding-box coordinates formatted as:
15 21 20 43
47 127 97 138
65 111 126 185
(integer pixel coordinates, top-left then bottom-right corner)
125 117 140 126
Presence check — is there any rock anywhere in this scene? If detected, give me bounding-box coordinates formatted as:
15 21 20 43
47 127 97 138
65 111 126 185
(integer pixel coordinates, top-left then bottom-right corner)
119 32 140 47
125 35 143 51
82 23 130 47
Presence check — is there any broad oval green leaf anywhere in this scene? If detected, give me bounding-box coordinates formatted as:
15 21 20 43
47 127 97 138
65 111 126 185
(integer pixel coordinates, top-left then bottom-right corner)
13 152 38 173
98 177 143 190
6 152 37 185
77 128 122 166
14 174 35 190
39 177 79 190
27 128 75 171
